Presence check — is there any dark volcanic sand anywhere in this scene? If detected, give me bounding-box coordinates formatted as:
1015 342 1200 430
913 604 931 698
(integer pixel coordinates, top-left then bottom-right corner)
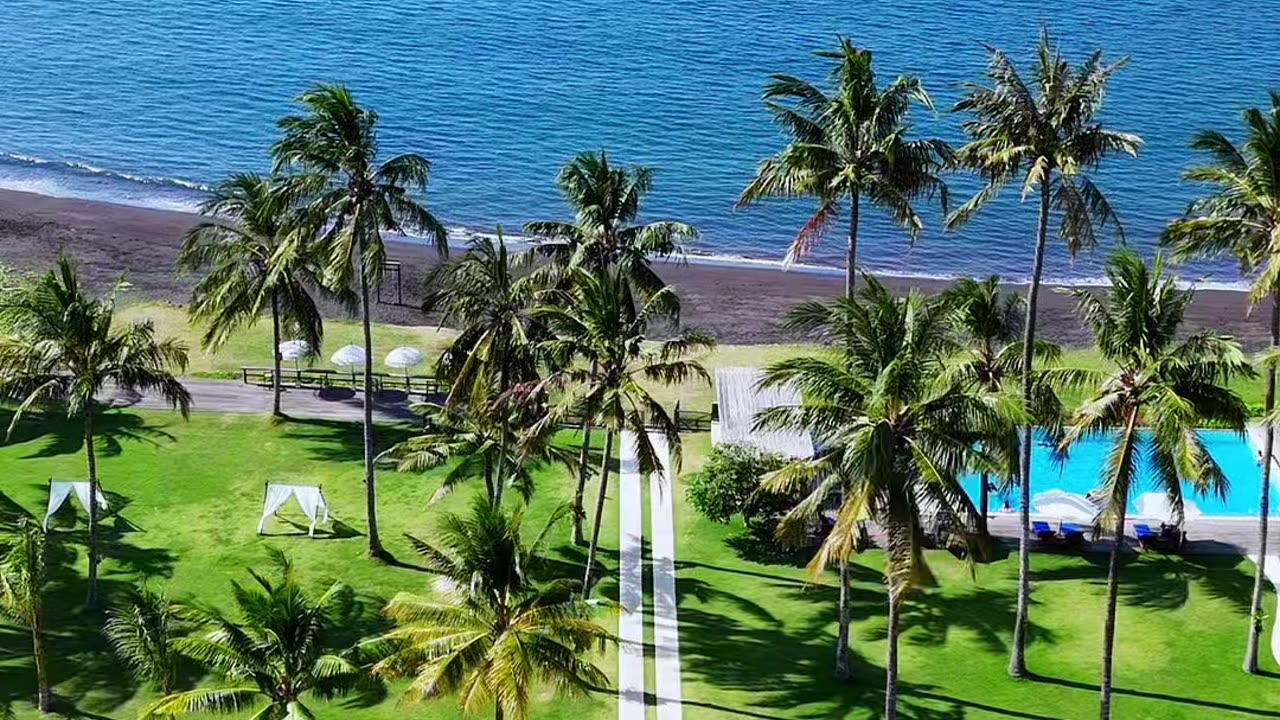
0 188 1270 349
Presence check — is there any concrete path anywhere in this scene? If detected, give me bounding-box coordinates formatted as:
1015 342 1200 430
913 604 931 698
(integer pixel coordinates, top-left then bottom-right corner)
617 432 646 720
101 378 419 423
647 433 684 720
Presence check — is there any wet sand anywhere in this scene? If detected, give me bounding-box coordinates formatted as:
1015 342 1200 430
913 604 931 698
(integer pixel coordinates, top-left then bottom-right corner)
0 188 1270 348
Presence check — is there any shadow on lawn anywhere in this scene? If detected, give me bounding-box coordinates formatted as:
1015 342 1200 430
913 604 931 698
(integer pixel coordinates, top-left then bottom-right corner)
1035 552 1255 615
4 409 178 462
278 417 417 465
1028 672 1280 718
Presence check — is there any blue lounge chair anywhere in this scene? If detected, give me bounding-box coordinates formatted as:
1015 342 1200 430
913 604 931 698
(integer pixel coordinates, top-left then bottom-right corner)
1134 523 1157 550
1032 521 1055 541
1060 522 1087 546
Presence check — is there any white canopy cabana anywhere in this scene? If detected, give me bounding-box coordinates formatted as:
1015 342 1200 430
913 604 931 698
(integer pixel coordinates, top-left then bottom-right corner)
1135 492 1202 524
257 483 331 537
1031 490 1098 522
43 481 107 530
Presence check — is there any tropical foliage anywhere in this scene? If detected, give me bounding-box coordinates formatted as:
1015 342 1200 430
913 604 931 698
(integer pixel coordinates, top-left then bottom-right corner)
738 36 951 296
0 256 190 608
1057 251 1250 719
370 498 611 720
0 516 54 714
105 586 190 695
1161 92 1280 673
272 83 446 559
947 29 1141 677
756 277 1007 715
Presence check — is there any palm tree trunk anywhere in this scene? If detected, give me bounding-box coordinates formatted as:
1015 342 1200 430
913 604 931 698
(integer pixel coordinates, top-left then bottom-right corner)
84 409 100 610
1099 502 1129 719
1009 178 1051 678
845 192 860 298
1245 291 1279 673
979 471 990 536
495 704 504 720
357 240 385 559
494 360 510 507
834 556 851 678
483 456 495 504
271 289 284 418
884 592 902 720
582 429 614 595
572 417 594 546
32 614 51 713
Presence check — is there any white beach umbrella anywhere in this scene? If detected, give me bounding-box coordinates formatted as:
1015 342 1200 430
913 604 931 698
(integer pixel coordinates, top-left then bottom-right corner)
1134 492 1202 524
331 344 367 387
1031 490 1098 523
385 347 424 388
278 339 311 371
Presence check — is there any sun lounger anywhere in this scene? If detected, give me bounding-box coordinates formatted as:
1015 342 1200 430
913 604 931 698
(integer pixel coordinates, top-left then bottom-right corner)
1134 523 1157 550
1032 521 1056 541
1059 522 1087 547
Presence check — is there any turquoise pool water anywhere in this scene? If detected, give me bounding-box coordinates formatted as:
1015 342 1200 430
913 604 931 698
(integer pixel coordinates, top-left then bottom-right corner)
962 430 1271 518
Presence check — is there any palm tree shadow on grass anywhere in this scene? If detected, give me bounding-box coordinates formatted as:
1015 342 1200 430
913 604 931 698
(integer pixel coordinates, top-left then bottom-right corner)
1034 552 1255 615
1027 673 1280 718
2 409 177 462
277 416 418 465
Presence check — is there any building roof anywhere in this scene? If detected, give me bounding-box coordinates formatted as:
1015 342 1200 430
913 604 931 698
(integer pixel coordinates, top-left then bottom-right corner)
714 367 814 459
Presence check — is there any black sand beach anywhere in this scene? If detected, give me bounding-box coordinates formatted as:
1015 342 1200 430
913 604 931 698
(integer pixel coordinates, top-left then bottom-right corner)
0 188 1270 348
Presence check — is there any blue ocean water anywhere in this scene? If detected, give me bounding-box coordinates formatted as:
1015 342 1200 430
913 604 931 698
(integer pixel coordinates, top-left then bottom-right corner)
962 431 1271 518
1 0 1277 283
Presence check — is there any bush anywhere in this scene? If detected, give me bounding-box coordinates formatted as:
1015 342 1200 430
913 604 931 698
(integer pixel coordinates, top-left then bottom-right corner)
686 443 792 528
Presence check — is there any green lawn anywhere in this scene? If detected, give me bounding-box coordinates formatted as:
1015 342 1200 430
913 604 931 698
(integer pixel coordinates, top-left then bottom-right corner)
0 409 617 720
670 433 1280 719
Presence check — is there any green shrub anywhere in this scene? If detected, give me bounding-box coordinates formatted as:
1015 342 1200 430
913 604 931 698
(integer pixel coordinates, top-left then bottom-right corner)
686 442 793 529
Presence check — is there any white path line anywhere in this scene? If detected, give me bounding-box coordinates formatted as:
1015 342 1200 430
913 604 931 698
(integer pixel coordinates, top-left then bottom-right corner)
647 433 684 720
1248 553 1280 666
617 432 646 720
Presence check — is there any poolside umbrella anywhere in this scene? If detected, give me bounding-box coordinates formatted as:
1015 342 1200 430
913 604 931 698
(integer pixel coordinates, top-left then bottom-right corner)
385 347 424 389
278 339 311 371
331 344 367 388
1031 490 1098 523
1135 492 1202 524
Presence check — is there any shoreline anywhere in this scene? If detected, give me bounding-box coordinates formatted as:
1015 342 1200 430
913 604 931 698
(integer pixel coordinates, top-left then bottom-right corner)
0 187 1269 347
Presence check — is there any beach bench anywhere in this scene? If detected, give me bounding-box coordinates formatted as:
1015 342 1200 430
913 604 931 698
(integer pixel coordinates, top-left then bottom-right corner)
1032 521 1056 542
1134 523 1158 550
1059 522 1087 547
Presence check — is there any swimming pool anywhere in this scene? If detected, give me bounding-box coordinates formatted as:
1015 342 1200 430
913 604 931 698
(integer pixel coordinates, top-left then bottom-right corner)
961 430 1271 518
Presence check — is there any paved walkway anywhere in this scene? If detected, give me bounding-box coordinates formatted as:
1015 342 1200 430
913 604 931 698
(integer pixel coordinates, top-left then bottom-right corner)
101 378 419 423
616 430 684 720
617 433 646 720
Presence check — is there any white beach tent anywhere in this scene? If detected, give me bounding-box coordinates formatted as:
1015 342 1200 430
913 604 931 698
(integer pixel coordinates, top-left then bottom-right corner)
1134 492 1202 524
257 483 331 537
43 480 107 530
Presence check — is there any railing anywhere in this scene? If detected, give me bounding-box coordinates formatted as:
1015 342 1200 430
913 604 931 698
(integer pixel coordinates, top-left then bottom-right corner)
556 402 712 433
240 367 447 396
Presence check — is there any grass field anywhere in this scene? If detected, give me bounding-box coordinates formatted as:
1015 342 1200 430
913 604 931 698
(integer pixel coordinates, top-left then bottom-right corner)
0 408 617 720
4 411 1280 718
669 433 1280 719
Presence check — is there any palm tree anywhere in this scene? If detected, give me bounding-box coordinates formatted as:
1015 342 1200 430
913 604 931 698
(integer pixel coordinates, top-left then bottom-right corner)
0 256 191 609
737 37 951 297
380 394 579 506
1161 92 1280 673
176 173 330 419
1057 251 1250 720
942 276 1064 535
272 83 447 560
524 151 696 544
142 552 366 719
105 585 190 695
535 268 713 593
370 497 611 720
947 29 1142 677
0 517 53 714
755 278 1004 710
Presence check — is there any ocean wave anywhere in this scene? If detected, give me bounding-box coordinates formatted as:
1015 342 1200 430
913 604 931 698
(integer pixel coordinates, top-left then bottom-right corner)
0 152 211 192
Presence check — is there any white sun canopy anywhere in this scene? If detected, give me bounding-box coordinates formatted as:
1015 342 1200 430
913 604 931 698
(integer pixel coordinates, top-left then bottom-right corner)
43 481 108 530
330 345 367 367
1031 490 1098 522
257 483 330 537
1135 492 1202 524
279 339 312 361
385 347 423 369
